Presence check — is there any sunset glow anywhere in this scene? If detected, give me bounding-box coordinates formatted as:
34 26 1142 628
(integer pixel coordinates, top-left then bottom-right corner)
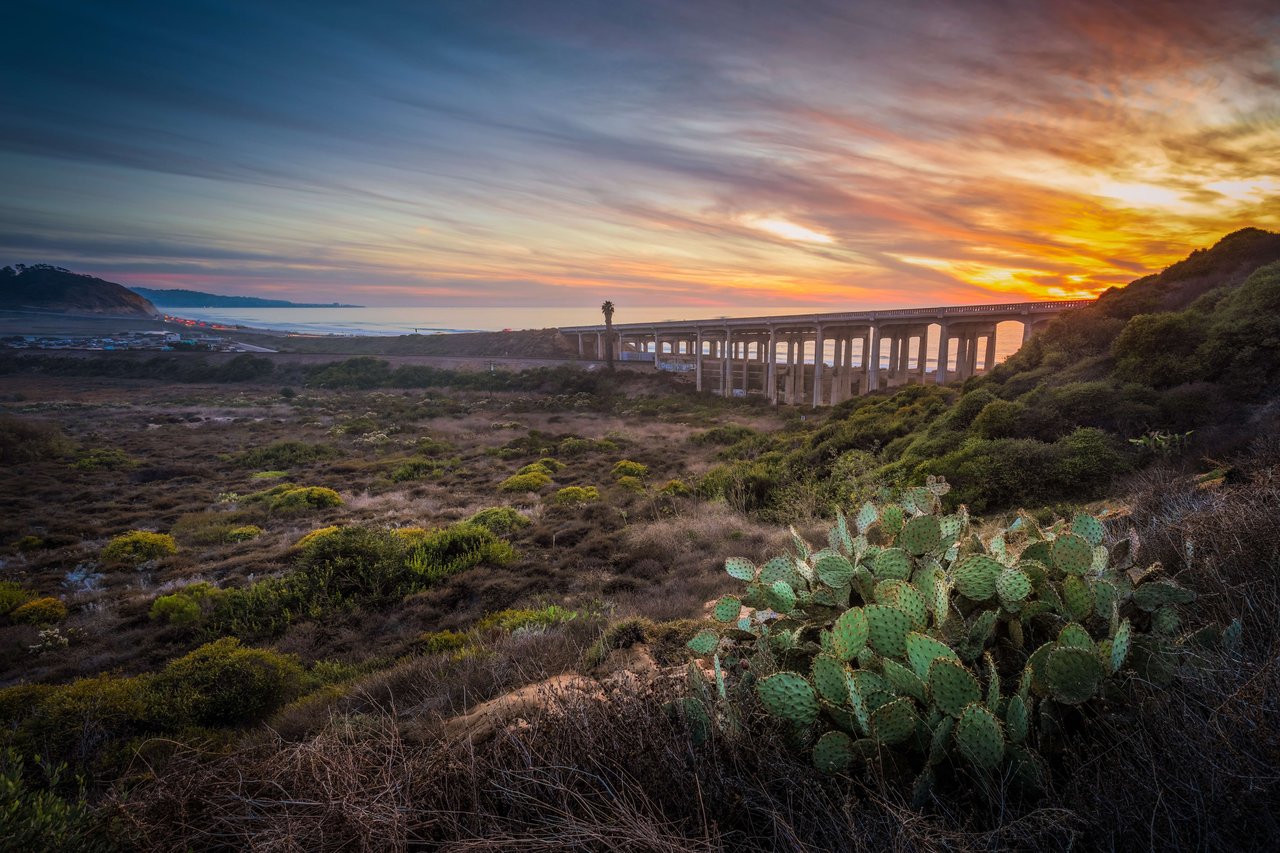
1 0 1276 309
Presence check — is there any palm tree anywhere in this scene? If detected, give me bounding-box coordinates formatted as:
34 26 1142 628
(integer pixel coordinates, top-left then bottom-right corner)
601 300 615 371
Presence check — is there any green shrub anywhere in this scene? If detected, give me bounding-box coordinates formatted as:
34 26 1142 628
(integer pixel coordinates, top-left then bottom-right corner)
971 399 1027 440
1112 311 1205 388
11 597 67 624
404 522 516 584
0 581 35 615
149 594 201 627
691 424 756 446
553 485 601 505
557 437 594 456
658 478 691 496
294 525 342 549
389 459 442 482
19 674 152 772
700 460 781 515
615 476 645 493
476 605 577 633
271 486 343 512
225 525 262 542
101 530 177 566
149 583 218 626
295 526 410 602
611 459 649 479
250 470 289 479
535 456 564 472
0 416 72 465
73 448 136 471
498 471 552 493
235 441 340 469
517 461 555 476
466 506 531 534
0 747 115 853
417 629 470 655
149 638 305 728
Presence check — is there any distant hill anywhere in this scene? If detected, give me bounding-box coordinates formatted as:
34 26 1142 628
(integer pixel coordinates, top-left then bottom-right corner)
130 287 362 309
0 264 158 317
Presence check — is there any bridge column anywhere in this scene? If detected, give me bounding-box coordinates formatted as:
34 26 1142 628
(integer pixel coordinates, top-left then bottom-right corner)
917 327 928 383
983 330 996 373
722 329 732 397
812 326 825 407
867 324 881 392
936 325 949 384
1022 318 1034 344
767 327 777 404
577 333 584 358
965 332 978 378
695 331 703 391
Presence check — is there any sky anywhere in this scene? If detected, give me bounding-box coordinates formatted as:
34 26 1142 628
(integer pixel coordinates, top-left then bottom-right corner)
1 0 1277 310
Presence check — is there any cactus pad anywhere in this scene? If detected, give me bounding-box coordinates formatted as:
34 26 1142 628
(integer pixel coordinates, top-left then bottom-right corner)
1005 693 1029 744
724 557 756 582
712 596 741 623
811 654 849 704
1044 645 1104 705
953 555 1003 600
928 657 981 717
812 730 856 773
939 513 966 543
1051 533 1092 575
1062 574 1095 621
759 556 795 586
906 632 959 680
1091 545 1109 573
1151 605 1181 634
928 716 954 765
996 567 1032 606
1021 541 1053 567
1132 580 1196 611
832 607 870 661
1071 514 1105 547
880 504 905 536
899 515 942 556
881 658 927 703
1057 622 1093 649
686 629 718 655
870 696 918 745
756 672 819 727
845 673 870 735
1093 579 1117 619
864 605 912 658
855 502 879 533
815 553 855 588
875 580 928 629
955 703 1005 771
767 579 797 613
873 547 913 580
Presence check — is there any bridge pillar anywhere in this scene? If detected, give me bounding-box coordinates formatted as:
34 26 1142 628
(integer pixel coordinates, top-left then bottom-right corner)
983 331 996 374
867 324 881 391
936 325 950 384
767 327 778 404
722 329 732 397
813 326 825 408
695 331 703 391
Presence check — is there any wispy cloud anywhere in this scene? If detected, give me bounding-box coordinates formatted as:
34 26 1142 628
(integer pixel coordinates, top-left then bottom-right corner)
0 0 1276 307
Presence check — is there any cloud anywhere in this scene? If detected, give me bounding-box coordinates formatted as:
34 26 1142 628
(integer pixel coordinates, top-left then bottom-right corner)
0 0 1276 311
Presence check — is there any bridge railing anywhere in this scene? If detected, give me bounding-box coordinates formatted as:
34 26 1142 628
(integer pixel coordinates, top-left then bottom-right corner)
559 299 1093 334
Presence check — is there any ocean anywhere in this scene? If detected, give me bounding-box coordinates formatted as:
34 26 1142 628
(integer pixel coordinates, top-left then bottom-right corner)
169 305 1029 368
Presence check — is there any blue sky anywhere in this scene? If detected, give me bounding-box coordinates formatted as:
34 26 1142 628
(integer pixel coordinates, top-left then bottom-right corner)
2 0 1277 307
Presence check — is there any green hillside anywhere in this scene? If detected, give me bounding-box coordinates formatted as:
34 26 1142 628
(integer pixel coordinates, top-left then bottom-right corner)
704 228 1280 514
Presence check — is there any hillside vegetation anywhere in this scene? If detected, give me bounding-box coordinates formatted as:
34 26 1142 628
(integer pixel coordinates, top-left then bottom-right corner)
0 264 158 317
702 228 1280 515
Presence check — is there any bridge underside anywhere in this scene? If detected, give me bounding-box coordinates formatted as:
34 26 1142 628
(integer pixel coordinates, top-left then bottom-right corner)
562 302 1084 407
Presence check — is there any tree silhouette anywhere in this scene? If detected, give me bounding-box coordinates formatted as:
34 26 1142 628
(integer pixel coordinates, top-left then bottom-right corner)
601 300 615 371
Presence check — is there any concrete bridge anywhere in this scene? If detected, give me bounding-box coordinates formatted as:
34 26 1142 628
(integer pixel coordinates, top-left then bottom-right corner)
560 299 1091 406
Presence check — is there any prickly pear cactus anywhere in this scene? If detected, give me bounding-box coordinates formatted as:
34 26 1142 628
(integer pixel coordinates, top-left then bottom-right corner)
682 482 1231 798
